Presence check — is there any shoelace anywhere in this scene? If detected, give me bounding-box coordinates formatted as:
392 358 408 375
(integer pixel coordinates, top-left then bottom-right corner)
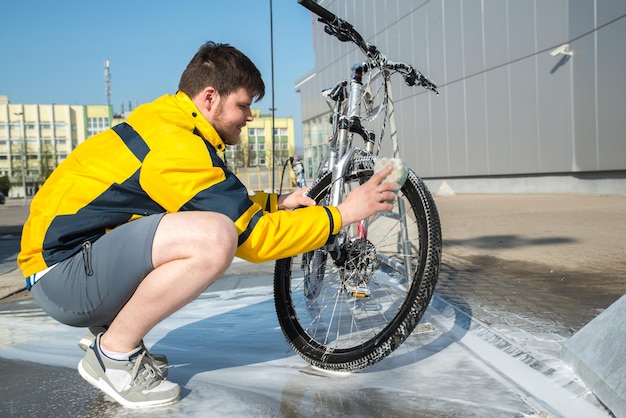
143 350 167 370
139 341 168 373
129 350 165 390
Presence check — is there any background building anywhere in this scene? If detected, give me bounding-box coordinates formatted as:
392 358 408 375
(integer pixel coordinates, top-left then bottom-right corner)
297 0 626 195
0 95 111 199
0 96 297 198
224 109 295 171
224 109 298 192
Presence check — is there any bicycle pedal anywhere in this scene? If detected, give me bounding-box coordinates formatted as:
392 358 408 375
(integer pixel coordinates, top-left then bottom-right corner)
348 286 371 298
350 291 368 298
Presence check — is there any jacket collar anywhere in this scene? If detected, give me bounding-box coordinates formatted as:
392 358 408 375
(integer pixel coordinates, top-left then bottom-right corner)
173 91 226 153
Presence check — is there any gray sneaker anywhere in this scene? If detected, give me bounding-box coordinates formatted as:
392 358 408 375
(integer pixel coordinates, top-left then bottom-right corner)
77 333 180 408
78 326 169 377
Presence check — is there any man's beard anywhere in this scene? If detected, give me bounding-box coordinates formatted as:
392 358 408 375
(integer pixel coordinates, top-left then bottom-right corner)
212 105 240 146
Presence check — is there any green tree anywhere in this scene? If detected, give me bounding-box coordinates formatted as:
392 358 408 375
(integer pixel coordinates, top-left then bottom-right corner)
0 175 11 195
39 146 56 185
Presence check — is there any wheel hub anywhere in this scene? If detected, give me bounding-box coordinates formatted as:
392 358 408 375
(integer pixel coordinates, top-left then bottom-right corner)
339 238 378 297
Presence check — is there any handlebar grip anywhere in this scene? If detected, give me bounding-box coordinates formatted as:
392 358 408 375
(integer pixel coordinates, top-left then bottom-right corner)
298 0 337 22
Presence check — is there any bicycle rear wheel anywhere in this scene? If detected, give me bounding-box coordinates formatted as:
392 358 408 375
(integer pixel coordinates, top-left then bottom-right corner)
274 161 442 371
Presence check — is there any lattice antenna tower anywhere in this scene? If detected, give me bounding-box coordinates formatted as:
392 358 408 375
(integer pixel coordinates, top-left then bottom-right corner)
104 59 111 106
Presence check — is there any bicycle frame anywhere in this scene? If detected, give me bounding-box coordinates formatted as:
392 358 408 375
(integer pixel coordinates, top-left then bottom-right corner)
273 0 442 372
314 53 432 283
320 63 397 187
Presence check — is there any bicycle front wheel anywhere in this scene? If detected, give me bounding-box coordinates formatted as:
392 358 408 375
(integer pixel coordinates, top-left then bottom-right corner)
274 163 442 371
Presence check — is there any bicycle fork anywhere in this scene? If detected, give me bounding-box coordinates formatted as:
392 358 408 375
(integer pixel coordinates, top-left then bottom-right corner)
322 63 414 285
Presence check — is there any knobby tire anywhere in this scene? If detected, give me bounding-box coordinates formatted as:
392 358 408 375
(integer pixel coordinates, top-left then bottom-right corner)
274 160 442 371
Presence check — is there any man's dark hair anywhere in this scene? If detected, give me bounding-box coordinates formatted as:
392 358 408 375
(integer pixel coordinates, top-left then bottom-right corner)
178 41 265 102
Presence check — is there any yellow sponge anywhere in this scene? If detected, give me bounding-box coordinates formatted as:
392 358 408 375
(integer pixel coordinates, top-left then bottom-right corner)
374 157 408 188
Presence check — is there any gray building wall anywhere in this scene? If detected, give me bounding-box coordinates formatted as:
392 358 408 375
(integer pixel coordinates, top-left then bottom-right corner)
297 0 626 194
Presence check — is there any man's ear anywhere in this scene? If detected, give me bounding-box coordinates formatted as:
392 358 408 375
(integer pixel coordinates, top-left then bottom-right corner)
201 87 219 112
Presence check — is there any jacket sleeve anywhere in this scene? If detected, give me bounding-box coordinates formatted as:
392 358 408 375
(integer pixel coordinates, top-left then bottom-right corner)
235 205 342 263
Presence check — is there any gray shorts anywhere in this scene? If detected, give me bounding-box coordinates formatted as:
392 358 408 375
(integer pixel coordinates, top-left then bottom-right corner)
31 213 165 327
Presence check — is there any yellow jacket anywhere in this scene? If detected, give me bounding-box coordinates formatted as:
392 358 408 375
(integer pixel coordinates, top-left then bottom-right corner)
18 92 341 277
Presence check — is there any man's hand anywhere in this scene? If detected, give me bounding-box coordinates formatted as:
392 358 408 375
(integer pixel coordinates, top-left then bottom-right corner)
337 166 398 227
278 187 316 210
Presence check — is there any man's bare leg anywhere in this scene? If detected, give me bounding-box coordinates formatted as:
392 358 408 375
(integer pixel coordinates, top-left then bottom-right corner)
101 211 237 353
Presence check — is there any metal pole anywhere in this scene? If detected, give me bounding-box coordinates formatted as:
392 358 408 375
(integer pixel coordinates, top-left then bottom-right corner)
14 111 27 206
270 0 276 192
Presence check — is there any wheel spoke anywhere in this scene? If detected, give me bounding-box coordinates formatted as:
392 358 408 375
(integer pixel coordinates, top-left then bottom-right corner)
274 167 441 370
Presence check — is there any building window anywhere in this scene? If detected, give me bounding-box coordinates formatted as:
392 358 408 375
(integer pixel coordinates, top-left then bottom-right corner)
87 117 110 136
249 127 265 142
273 128 287 138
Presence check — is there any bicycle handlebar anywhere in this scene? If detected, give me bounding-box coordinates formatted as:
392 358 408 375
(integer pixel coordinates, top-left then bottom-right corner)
387 62 439 93
298 0 438 94
298 0 371 54
298 0 336 24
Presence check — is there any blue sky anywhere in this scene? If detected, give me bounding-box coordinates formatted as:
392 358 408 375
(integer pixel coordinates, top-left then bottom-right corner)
0 0 316 146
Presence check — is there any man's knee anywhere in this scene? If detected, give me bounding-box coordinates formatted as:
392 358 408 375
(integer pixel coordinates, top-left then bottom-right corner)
153 211 237 268
198 212 238 255
189 212 237 275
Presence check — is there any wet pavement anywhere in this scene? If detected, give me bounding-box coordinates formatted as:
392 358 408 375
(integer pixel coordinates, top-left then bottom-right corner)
1 194 625 417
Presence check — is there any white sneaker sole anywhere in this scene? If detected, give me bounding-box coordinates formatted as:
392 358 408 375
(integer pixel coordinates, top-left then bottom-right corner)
77 359 179 409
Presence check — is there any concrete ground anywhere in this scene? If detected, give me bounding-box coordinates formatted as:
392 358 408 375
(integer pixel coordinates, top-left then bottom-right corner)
436 193 626 333
1 194 625 417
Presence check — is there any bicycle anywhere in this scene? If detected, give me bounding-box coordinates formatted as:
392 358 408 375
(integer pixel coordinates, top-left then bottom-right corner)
273 0 442 372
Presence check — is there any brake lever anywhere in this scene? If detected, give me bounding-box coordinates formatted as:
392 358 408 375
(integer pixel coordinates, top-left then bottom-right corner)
418 74 439 95
403 67 439 95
